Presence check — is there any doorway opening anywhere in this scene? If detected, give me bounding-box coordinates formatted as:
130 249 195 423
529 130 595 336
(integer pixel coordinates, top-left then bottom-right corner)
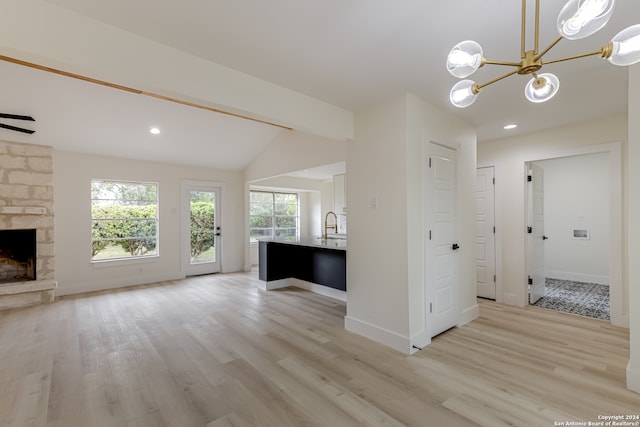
525 153 611 321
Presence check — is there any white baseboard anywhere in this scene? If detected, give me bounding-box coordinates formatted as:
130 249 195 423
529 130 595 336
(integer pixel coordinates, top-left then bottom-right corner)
344 315 411 354
503 292 524 307
259 278 347 302
627 361 640 393
55 273 185 296
410 330 430 352
545 270 609 285
459 304 479 326
259 278 290 291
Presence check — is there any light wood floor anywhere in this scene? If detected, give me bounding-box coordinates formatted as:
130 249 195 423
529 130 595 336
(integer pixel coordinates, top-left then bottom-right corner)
0 271 638 427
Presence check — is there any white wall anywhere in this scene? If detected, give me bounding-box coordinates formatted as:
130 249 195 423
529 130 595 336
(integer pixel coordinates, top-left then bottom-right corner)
244 130 347 182
627 65 640 393
345 92 477 353
54 150 245 295
537 153 610 284
477 114 626 325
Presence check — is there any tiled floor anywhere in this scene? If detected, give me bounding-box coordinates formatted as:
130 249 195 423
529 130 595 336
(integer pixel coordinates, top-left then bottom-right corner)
532 278 610 320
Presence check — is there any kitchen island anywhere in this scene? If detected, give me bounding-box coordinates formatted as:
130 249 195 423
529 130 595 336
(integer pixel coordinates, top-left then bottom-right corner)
258 238 346 299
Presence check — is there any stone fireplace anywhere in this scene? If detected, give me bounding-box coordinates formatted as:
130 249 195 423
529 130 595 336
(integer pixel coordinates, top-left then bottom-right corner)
0 140 57 310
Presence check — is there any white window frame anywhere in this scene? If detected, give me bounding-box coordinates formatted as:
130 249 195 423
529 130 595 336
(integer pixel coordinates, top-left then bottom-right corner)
249 191 299 242
90 179 159 263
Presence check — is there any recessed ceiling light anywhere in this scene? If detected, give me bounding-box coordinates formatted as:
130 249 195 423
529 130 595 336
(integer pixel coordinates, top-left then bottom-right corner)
503 124 518 130
150 127 161 135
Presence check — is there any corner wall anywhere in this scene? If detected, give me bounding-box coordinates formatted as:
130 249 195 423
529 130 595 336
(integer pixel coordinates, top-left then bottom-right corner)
345 93 477 353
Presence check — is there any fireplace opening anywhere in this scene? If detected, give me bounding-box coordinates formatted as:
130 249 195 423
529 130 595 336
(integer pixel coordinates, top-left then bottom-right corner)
0 229 36 284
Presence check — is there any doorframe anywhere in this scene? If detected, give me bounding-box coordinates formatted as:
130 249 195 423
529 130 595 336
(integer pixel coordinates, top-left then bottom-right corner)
519 142 625 327
477 162 503 304
180 180 225 275
475 166 497 300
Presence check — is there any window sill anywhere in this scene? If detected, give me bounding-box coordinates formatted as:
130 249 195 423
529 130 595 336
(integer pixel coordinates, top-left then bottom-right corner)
91 255 159 269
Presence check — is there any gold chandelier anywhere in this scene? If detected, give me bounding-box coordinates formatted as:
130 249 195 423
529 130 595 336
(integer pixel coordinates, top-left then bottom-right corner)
447 0 640 108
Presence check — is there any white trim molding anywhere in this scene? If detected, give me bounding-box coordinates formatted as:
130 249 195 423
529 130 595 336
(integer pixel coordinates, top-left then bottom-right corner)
628 361 640 393
344 315 413 354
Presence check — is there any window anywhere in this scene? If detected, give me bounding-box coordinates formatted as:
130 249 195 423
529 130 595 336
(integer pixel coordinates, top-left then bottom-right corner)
91 180 158 261
249 191 298 241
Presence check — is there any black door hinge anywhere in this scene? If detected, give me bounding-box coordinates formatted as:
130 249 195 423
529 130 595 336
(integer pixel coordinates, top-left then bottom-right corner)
527 226 533 234
429 157 432 168
528 276 533 285
527 175 532 182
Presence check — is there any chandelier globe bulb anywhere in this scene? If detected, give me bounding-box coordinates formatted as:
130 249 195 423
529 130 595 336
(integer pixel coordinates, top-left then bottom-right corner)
446 40 484 78
557 0 616 40
450 80 479 108
607 24 640 66
524 73 560 103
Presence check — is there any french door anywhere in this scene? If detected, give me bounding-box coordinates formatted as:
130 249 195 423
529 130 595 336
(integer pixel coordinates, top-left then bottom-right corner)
182 181 221 276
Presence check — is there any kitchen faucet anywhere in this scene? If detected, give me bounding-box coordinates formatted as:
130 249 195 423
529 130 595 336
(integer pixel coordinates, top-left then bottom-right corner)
324 211 338 238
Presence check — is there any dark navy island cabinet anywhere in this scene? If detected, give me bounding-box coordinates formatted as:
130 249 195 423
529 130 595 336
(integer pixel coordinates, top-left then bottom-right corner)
258 240 346 291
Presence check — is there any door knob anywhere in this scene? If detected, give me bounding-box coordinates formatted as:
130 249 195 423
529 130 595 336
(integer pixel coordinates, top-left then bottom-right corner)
542 235 549 240
452 243 460 250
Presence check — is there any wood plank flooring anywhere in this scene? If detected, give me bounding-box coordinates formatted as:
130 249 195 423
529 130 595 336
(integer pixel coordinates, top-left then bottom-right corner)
0 270 638 426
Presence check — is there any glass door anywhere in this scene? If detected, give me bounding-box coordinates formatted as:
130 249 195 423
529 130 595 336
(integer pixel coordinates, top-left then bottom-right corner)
183 183 221 276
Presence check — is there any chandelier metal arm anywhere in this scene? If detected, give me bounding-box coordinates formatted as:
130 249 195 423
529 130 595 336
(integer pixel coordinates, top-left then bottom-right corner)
534 36 564 62
483 59 523 67
542 48 607 66
476 68 521 91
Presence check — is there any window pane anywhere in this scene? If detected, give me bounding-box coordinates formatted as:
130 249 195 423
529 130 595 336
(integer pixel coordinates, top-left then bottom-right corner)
275 216 296 228
250 215 273 228
190 191 216 264
91 180 159 261
249 191 298 242
274 203 295 216
250 192 273 204
251 203 274 216
250 228 274 239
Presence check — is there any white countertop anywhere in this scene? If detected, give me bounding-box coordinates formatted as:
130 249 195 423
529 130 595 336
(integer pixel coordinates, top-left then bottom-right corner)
259 237 346 251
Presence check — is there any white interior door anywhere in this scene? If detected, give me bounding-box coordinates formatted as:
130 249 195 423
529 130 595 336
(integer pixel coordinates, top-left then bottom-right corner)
527 164 545 304
183 182 221 276
476 167 496 299
425 142 459 337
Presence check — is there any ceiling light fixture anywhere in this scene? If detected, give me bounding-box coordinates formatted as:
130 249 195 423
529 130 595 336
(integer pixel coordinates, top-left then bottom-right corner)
447 0 640 108
504 124 518 130
150 127 161 135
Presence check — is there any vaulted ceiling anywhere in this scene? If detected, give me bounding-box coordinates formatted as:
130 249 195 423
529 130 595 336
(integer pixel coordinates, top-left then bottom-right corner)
1 0 637 171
